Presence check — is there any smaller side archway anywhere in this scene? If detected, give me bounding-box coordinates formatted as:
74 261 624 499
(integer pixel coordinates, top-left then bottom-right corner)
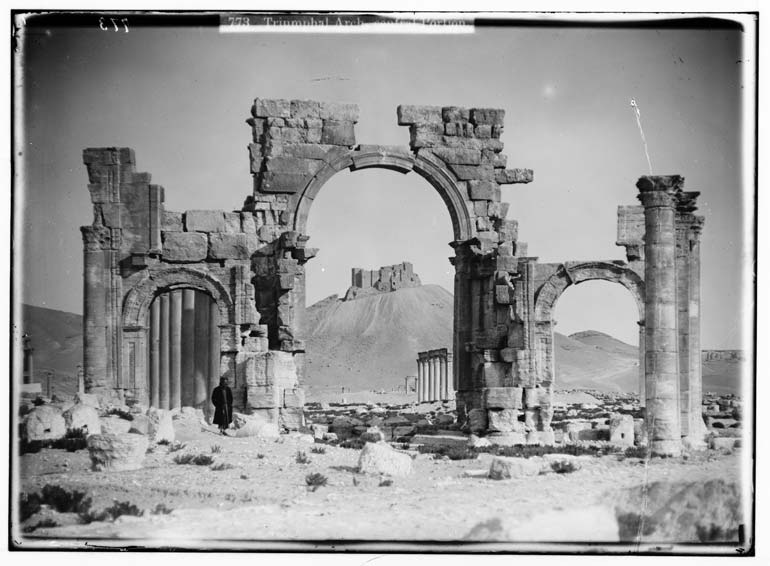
120 266 238 408
533 261 646 399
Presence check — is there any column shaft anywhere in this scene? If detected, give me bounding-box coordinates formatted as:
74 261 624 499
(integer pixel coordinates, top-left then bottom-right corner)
416 359 423 403
82 242 108 391
447 354 455 400
688 221 705 441
170 290 183 409
427 358 435 402
149 299 160 408
193 292 210 410
158 294 170 410
432 357 440 402
676 222 691 436
638 322 646 407
181 290 196 407
638 176 682 456
439 354 447 401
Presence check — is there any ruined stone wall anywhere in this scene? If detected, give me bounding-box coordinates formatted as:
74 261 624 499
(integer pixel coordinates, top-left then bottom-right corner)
344 262 421 300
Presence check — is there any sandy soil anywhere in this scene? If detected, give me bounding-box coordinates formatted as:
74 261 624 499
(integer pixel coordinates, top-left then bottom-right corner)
14 414 745 551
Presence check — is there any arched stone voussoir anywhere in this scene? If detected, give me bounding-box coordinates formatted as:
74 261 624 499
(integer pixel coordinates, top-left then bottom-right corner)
122 266 235 328
291 145 476 242
533 260 645 322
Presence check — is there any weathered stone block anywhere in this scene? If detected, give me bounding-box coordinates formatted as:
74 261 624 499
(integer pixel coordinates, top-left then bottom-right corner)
484 387 523 409
475 124 492 139
481 362 508 387
442 106 469 122
449 163 496 181
487 201 510 219
185 210 226 232
496 168 534 184
470 108 505 126
260 171 310 194
397 104 442 125
430 147 482 165
609 413 634 446
253 98 290 118
289 99 320 119
495 285 513 305
358 442 412 476
321 120 356 146
223 212 241 234
319 101 359 122
248 385 280 409
468 408 488 433
524 387 540 408
487 409 522 433
498 219 518 241
23 406 66 441
283 388 305 408
488 456 542 480
265 156 324 176
63 404 101 436
279 407 305 430
162 232 207 262
240 212 257 234
468 180 500 201
409 123 443 148
208 233 251 260
100 416 132 435
87 433 148 472
162 211 183 232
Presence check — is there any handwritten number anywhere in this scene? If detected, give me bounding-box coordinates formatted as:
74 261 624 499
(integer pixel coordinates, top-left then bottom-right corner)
98 16 128 32
122 18 129 33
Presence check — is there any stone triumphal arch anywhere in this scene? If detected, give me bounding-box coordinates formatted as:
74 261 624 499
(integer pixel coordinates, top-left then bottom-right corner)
80 98 705 455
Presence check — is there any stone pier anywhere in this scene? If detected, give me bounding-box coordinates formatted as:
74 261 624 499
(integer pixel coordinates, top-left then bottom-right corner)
416 349 454 403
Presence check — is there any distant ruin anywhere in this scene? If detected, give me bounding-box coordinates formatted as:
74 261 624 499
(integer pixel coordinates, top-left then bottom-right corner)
344 262 421 300
80 97 705 455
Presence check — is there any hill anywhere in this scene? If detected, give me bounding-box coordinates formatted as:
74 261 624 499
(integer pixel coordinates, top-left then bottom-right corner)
305 285 453 394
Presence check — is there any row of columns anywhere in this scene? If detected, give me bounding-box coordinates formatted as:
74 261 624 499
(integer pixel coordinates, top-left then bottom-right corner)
148 290 220 416
416 349 454 403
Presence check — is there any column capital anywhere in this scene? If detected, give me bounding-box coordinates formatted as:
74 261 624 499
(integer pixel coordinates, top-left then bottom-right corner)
636 175 683 208
676 190 700 214
81 225 112 251
689 215 705 238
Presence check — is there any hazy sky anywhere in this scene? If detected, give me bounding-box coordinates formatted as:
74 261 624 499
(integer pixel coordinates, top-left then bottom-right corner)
17 15 752 348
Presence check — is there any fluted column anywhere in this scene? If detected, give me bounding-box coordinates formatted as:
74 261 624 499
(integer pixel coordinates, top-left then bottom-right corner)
193 292 210 410
416 358 423 402
158 294 170 410
637 175 682 457
420 359 428 402
432 356 440 402
439 352 447 401
637 321 645 407
675 208 691 436
181 290 196 407
81 226 111 392
170 290 182 409
688 217 706 444
427 356 435 401
208 300 221 418
149 299 160 408
446 352 450 400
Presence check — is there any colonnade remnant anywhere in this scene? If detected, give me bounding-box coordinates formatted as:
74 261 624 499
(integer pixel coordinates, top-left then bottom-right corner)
416 349 454 403
80 98 705 453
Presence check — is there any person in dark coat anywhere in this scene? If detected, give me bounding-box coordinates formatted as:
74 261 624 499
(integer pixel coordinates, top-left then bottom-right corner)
211 377 233 435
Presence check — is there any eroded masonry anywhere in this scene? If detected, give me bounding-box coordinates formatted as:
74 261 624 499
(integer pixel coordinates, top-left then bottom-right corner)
81 98 705 455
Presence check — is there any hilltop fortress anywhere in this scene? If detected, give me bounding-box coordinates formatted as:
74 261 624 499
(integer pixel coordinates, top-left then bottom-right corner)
344 262 422 301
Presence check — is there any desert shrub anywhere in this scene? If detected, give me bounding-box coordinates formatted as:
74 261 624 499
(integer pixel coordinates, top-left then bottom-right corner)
167 441 186 453
82 500 143 523
32 397 46 406
106 408 134 421
622 446 649 459
19 492 42 522
550 459 580 474
157 438 170 446
210 461 234 471
295 450 310 464
23 517 58 533
210 444 222 454
338 438 366 450
51 428 88 452
173 453 214 466
310 446 326 454
40 485 93 515
305 472 328 491
151 503 173 515
20 439 46 455
379 478 393 487
256 453 265 459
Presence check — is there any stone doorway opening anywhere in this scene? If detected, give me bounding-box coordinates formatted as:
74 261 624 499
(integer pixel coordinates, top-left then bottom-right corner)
147 289 220 419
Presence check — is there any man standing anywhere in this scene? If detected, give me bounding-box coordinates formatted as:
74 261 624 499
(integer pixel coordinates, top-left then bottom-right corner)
211 377 233 435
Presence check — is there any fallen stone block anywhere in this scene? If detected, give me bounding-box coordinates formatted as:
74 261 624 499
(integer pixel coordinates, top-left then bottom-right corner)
310 423 328 440
87 433 148 472
63 404 101 436
234 418 280 438
147 408 175 443
74 392 100 409
710 436 740 451
100 416 132 435
22 405 66 442
488 456 543 480
128 414 151 435
358 442 413 477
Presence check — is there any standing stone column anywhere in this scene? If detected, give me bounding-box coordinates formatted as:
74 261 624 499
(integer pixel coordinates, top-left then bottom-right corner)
208 300 221 417
170 290 182 409
158 294 170 410
149 299 160 408
675 207 691 436
81 226 111 393
416 358 423 402
637 175 682 457
439 351 448 401
432 356 440 402
426 354 436 402
181 290 196 407
193 292 210 410
688 216 706 445
446 352 450 400
420 358 428 402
